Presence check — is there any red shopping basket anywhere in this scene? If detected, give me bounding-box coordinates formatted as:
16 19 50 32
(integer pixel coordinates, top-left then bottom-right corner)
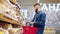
22 26 38 34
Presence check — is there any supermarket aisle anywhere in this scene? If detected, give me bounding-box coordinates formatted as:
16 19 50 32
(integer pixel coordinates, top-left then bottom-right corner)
0 0 60 34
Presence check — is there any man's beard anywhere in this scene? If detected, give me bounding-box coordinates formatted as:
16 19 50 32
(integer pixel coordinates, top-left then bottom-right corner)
35 9 38 13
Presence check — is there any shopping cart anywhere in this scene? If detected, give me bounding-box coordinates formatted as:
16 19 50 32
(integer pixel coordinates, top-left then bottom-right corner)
22 26 38 34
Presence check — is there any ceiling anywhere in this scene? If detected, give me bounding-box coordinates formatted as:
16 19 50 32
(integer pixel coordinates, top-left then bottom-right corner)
17 0 60 6
17 0 37 6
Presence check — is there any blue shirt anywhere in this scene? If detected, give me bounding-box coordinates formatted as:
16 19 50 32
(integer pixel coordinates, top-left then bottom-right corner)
31 10 46 27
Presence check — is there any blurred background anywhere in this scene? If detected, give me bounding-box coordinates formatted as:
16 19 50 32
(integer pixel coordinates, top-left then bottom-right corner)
17 0 60 34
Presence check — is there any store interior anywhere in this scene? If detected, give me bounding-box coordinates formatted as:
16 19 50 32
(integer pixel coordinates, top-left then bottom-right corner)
0 0 60 34
17 0 60 34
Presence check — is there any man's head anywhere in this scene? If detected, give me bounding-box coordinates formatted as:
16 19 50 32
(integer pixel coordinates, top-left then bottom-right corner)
33 3 40 13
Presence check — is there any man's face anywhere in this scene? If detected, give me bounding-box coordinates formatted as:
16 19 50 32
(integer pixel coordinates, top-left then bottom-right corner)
34 5 40 10
34 5 40 13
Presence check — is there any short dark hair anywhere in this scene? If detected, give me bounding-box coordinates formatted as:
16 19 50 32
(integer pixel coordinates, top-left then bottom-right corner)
33 3 40 7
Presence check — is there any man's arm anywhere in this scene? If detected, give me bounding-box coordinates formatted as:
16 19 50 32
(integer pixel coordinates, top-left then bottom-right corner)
33 13 46 27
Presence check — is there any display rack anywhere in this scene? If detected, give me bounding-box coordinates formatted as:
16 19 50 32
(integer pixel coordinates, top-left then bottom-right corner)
0 13 20 25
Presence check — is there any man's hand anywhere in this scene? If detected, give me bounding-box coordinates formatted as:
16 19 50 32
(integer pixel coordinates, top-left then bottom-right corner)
30 22 34 25
29 22 34 27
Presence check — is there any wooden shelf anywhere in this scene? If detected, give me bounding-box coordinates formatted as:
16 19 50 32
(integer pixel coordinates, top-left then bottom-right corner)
0 14 20 25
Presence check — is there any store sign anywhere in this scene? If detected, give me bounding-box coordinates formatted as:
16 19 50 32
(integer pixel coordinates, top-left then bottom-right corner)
40 3 60 11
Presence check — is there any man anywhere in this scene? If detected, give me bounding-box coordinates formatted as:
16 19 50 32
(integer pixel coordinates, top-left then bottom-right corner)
30 3 46 34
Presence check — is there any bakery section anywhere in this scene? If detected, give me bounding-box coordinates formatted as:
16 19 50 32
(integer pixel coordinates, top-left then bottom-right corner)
0 0 24 34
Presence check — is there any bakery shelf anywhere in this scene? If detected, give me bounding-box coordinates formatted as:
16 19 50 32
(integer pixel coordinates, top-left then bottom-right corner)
0 13 20 25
